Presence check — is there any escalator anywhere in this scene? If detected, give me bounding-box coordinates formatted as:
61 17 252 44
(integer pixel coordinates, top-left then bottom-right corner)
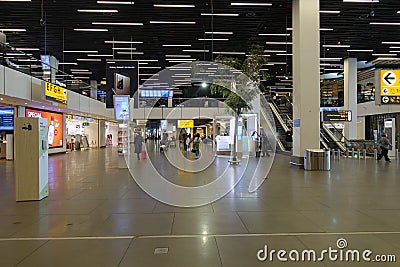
267 95 347 153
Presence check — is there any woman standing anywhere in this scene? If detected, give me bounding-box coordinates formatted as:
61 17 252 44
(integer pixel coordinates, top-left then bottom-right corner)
134 133 143 160
377 132 391 162
192 133 201 158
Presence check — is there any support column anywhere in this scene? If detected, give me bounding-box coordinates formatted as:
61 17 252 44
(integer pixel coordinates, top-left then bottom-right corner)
291 0 321 165
344 58 358 140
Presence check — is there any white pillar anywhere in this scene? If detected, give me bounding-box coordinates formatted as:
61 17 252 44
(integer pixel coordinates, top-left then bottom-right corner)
291 0 320 164
344 58 358 140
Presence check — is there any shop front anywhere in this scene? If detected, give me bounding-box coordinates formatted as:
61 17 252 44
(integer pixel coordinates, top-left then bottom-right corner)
66 115 99 150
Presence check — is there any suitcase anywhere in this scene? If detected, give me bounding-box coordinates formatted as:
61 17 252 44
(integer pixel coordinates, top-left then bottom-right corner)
141 150 147 159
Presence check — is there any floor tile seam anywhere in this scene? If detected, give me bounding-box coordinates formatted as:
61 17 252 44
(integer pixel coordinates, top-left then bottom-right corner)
117 236 136 267
235 212 250 234
213 236 224 267
7 231 400 242
13 238 50 267
170 213 176 235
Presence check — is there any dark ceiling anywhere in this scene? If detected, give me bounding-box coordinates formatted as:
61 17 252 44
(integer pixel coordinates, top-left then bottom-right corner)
1 0 400 92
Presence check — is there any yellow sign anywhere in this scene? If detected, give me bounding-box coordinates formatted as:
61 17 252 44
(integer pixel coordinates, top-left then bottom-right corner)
136 120 147 126
178 120 194 128
45 82 68 104
380 70 400 96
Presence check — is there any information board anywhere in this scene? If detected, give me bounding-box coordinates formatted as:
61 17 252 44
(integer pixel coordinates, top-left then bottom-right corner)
0 108 14 130
322 110 352 122
379 70 400 104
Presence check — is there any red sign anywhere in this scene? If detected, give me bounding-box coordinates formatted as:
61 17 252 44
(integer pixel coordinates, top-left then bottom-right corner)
26 108 63 148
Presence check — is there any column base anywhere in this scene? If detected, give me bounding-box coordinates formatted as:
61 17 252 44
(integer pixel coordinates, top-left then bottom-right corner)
290 155 304 169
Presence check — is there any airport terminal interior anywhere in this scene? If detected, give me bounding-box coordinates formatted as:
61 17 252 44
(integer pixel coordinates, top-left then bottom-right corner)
1 0 400 266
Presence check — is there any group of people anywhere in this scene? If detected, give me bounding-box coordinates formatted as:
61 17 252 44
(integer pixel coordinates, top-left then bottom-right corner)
182 133 201 158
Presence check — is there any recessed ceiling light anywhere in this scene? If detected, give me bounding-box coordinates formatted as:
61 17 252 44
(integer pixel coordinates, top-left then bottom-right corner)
163 44 191 47
201 13 239 16
320 28 334 31
74 28 108 32
231 2 272 6
382 42 400 44
117 51 144 55
140 66 162 69
343 0 379 2
323 44 351 48
212 51 245 55
153 4 195 8
15 47 40 51
347 49 373 52
370 22 400 26
77 9 118 13
63 50 98 53
198 38 229 41
182 49 209 52
264 50 286 53
87 54 114 57
150 21 196 24
59 62 78 65
105 40 143 44
266 42 292 45
0 0 31 2
259 33 290 36
320 58 342 61
76 58 102 61
372 53 397 56
319 10 341 14
0 28 26 32
92 22 143 26
112 47 137 50
205 31 233 35
165 55 191 57
97 1 134 4
70 69 90 72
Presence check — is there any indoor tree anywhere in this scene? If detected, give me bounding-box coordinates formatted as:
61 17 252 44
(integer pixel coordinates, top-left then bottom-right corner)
210 44 269 163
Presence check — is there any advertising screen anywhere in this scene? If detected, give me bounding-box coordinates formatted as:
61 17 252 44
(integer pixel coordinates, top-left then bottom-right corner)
0 108 14 130
26 108 63 148
114 73 131 95
113 95 130 121
40 55 51 70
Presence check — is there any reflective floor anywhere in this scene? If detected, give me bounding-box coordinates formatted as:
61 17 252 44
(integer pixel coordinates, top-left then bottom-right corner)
0 147 399 266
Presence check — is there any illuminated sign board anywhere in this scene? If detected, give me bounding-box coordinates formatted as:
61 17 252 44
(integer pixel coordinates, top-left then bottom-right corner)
178 120 194 128
44 82 68 105
113 95 130 121
322 110 352 122
379 70 400 104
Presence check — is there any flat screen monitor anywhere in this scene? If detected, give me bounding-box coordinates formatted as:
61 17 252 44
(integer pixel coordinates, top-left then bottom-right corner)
25 108 64 148
0 108 14 131
40 55 51 71
113 95 130 121
114 73 131 95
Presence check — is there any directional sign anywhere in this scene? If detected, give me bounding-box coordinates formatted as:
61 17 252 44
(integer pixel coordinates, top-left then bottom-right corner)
382 71 396 86
380 70 400 104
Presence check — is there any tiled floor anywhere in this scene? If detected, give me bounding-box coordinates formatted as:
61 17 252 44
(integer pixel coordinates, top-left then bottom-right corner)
0 146 399 266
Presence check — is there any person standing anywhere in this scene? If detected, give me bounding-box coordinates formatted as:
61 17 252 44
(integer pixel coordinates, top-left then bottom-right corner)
134 133 143 160
192 133 201 158
377 132 391 162
260 130 270 157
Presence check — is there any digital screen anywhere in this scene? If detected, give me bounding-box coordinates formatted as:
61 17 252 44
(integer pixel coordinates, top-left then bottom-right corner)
140 90 172 98
0 108 14 130
40 55 50 70
26 108 63 148
322 110 352 122
114 73 131 95
114 95 130 121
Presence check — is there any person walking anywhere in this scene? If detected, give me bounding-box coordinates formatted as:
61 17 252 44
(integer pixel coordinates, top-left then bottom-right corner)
377 132 391 162
134 133 143 160
192 133 201 158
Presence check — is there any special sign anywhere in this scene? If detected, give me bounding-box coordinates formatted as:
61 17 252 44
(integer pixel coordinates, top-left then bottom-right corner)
45 82 68 104
380 70 400 104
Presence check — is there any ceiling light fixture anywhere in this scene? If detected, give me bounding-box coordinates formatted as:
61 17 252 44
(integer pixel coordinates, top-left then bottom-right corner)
87 54 114 57
15 47 40 51
165 55 191 57
198 38 229 41
153 4 195 8
163 44 191 47
343 0 379 2
372 53 397 56
212 51 245 55
182 49 209 52
150 21 196 24
112 47 137 50
319 10 341 14
117 51 144 55
105 40 143 44
201 13 239 16
259 33 290 36
0 28 26 32
205 31 233 35
76 58 102 61
322 44 351 48
347 49 373 52
370 22 400 26
74 28 108 32
63 50 98 53
59 62 78 65
97 1 134 4
92 22 143 26
231 2 272 6
266 42 292 45
77 9 118 12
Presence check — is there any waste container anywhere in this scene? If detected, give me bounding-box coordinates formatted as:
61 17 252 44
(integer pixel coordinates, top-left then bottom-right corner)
304 149 330 171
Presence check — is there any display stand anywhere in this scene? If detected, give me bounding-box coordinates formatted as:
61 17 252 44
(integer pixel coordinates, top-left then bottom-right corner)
118 124 129 154
15 117 49 201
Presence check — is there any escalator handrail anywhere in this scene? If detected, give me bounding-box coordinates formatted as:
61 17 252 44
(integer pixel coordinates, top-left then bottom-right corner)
322 124 347 152
268 100 290 132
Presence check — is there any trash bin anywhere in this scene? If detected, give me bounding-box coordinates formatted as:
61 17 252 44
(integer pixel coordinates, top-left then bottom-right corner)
304 149 330 171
